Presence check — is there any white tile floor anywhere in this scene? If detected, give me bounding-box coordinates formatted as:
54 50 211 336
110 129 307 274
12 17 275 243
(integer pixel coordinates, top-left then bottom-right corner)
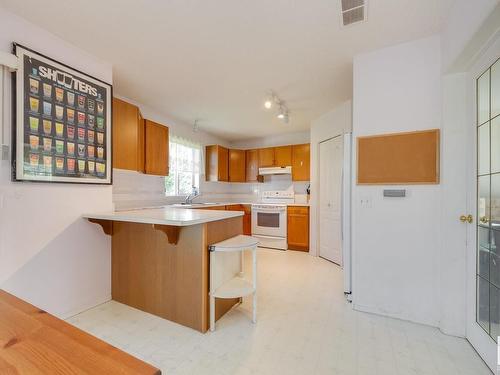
67 249 492 375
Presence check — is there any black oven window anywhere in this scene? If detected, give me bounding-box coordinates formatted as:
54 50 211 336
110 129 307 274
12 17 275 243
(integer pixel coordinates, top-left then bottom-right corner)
257 212 280 228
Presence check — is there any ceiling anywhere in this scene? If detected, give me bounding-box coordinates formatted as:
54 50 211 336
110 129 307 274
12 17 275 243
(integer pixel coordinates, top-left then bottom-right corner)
1 0 453 141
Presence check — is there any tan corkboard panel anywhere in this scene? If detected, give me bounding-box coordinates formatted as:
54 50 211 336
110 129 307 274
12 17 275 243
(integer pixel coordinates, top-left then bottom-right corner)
357 129 440 185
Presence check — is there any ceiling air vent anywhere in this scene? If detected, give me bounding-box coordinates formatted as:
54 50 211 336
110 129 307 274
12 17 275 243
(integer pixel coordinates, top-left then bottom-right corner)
341 0 367 26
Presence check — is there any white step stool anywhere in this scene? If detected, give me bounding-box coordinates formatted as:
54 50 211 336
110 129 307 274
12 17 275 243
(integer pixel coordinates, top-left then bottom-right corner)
209 234 258 332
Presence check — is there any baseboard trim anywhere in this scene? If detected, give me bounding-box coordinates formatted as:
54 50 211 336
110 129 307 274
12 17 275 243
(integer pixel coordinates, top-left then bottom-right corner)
353 302 439 329
60 293 112 320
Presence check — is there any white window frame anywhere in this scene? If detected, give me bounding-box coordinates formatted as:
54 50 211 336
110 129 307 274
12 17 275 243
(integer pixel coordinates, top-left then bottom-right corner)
165 136 202 197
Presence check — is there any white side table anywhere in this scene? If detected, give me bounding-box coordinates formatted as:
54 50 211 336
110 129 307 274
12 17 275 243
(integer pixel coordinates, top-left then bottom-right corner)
209 235 258 331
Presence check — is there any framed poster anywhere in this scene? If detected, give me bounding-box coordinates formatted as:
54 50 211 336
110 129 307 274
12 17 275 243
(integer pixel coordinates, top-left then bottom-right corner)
13 44 112 184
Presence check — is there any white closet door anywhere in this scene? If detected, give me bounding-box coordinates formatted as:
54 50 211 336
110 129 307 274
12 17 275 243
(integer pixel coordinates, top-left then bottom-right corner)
319 136 343 265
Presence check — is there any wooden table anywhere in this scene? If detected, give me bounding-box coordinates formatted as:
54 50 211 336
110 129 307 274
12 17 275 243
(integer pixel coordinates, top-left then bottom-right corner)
0 290 160 375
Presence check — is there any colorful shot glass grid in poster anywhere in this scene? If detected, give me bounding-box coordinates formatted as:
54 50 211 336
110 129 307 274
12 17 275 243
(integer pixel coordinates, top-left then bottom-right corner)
13 44 112 184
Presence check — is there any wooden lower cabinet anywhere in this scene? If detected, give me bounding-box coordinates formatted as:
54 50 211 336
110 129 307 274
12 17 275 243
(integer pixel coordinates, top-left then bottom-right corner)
225 204 251 235
194 205 250 234
287 206 309 251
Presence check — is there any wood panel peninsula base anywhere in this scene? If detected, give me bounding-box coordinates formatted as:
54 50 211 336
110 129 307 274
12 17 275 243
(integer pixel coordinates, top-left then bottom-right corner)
84 208 244 333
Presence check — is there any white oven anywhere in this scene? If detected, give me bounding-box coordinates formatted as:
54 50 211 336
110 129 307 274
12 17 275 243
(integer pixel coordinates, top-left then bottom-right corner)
251 204 287 250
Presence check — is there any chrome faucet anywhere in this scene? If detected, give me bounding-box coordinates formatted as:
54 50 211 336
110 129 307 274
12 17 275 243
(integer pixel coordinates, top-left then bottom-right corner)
185 186 200 204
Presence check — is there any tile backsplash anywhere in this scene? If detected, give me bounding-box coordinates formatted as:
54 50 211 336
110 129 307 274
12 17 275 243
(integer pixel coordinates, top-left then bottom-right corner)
113 169 309 210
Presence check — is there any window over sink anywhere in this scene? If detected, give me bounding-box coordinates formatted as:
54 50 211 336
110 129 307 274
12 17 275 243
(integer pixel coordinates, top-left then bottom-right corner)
165 136 201 196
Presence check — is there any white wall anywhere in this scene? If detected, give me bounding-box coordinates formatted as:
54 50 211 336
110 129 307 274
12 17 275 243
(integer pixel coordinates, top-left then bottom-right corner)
0 7 113 318
309 101 352 256
441 0 499 72
229 130 310 150
351 36 442 327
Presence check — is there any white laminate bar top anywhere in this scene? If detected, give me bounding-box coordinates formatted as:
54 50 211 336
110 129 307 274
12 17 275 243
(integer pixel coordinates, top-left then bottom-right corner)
83 207 243 227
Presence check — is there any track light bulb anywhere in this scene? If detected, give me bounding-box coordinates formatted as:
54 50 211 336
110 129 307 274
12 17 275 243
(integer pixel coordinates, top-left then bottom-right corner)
264 100 272 109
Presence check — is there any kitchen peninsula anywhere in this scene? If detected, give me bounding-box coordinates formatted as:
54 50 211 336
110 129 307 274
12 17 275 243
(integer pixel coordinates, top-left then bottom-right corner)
83 207 244 333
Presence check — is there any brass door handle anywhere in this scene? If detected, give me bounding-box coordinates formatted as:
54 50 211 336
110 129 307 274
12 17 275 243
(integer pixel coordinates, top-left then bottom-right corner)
479 216 489 224
460 214 473 224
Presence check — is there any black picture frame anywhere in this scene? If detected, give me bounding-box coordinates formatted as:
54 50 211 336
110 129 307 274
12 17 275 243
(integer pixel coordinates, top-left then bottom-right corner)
12 43 113 185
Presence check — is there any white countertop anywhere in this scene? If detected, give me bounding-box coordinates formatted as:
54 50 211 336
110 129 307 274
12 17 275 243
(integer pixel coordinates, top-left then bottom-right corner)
83 207 243 227
170 202 310 208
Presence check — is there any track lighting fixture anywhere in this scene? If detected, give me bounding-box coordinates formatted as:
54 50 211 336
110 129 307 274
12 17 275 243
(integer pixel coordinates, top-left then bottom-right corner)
277 106 285 119
264 91 290 124
264 98 273 109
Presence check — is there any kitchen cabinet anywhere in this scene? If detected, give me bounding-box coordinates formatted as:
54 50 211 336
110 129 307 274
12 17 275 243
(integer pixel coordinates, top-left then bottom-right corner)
113 97 170 176
274 145 292 167
292 143 310 181
258 147 275 167
145 119 169 176
287 206 309 251
206 143 309 183
112 97 145 172
258 145 292 168
229 149 246 182
245 149 259 182
205 145 229 182
226 204 252 235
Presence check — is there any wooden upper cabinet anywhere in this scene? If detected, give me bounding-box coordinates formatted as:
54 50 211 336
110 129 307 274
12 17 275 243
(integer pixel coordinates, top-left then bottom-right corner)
245 149 259 182
137 111 145 173
205 145 229 182
274 145 292 167
112 97 145 172
258 147 275 167
206 143 308 182
292 143 310 181
145 119 169 176
257 146 292 168
229 149 246 182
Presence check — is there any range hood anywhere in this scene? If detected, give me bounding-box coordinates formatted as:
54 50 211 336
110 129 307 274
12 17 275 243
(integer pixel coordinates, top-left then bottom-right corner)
258 166 292 175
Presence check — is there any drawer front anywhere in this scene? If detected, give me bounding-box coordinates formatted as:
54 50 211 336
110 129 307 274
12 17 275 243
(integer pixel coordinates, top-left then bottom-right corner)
287 206 309 215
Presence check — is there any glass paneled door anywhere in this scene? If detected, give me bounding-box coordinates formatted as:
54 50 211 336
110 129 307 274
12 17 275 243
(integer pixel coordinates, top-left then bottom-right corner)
476 57 500 342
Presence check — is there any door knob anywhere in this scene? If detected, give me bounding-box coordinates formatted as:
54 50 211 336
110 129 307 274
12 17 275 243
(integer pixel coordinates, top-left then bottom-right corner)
479 216 489 224
459 214 473 223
